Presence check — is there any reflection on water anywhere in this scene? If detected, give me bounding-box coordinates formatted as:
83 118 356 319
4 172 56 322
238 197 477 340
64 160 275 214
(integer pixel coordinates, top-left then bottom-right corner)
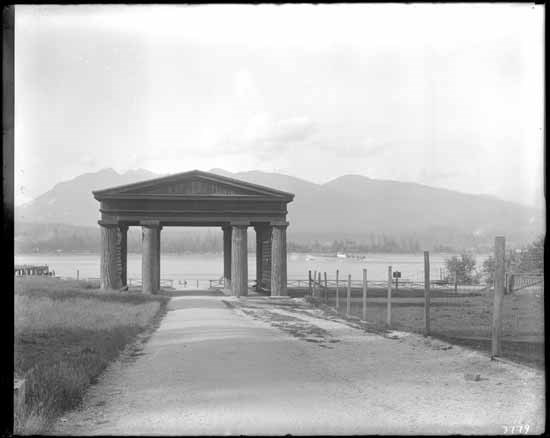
14 252 489 284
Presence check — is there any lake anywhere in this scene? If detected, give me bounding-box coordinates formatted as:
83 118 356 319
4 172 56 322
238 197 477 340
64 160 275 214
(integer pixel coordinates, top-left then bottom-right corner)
14 252 490 288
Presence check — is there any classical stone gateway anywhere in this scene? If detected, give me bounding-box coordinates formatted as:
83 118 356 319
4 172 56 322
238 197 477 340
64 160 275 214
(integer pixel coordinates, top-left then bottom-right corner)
93 170 294 297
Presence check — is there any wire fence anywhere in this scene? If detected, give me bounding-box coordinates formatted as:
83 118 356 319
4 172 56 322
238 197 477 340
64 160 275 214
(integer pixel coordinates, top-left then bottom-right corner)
304 250 544 369
501 282 544 367
30 240 543 367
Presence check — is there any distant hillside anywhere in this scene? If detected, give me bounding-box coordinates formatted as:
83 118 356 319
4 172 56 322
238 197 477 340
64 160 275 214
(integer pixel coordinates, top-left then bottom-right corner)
16 168 161 226
15 167 544 251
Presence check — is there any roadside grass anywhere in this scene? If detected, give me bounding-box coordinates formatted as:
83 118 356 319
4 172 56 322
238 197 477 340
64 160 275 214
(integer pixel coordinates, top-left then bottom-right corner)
14 277 168 435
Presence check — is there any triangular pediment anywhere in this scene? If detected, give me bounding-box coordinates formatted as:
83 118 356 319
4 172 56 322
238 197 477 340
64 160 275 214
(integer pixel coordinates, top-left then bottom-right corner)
93 170 294 201
134 178 257 196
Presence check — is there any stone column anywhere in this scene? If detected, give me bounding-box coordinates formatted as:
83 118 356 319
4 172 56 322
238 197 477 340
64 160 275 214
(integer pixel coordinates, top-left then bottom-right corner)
254 225 265 291
271 222 288 296
231 222 248 297
99 221 122 290
155 226 162 292
222 226 232 291
119 224 128 288
141 221 160 294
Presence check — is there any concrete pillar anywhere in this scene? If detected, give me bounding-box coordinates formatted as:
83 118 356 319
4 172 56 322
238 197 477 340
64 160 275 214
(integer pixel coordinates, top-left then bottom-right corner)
254 225 266 291
141 221 160 294
119 224 128 287
231 223 248 297
99 221 122 290
155 226 162 291
222 226 232 290
271 222 288 296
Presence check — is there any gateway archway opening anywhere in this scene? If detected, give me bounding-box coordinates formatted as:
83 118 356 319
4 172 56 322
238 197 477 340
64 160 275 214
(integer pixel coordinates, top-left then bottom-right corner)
93 170 294 297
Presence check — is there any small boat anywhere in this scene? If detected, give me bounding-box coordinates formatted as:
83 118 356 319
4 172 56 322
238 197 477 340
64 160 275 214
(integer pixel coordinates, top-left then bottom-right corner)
305 255 317 261
336 252 347 258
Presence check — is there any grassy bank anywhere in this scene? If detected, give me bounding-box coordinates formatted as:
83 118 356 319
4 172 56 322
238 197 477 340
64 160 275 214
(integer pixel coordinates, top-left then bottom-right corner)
14 277 168 434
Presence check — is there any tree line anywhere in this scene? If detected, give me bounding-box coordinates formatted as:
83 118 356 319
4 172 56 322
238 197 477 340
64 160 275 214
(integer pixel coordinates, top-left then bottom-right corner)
16 224 433 254
15 222 541 258
288 236 422 253
443 235 544 285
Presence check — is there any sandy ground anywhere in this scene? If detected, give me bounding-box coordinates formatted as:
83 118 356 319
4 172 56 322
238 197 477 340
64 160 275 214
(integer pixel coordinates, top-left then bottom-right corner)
51 294 545 435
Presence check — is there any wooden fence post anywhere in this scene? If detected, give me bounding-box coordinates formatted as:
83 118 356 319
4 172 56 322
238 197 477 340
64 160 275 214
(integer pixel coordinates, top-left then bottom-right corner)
335 269 340 310
424 251 430 336
313 270 317 297
14 378 26 424
76 269 79 280
387 266 392 327
315 273 319 297
362 268 367 321
318 272 322 299
324 272 328 303
346 274 351 316
492 236 506 357
454 270 458 293
308 270 312 296
504 272 509 295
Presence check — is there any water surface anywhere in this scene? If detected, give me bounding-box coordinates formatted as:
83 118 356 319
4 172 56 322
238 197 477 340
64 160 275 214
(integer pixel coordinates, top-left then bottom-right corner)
15 252 489 287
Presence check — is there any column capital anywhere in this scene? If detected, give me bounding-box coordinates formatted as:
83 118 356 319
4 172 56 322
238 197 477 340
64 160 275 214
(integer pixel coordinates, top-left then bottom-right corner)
140 220 162 229
230 220 250 228
270 221 289 228
98 220 119 228
119 223 129 232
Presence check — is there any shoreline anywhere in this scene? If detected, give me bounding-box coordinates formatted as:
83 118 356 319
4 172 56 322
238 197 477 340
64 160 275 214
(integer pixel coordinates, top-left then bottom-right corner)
14 250 481 257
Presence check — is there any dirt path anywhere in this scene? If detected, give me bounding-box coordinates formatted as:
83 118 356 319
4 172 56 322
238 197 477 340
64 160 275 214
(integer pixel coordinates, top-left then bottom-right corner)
52 295 544 435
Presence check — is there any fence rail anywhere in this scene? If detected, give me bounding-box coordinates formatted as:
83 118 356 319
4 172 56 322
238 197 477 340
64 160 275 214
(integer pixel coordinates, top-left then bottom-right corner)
290 278 485 291
506 272 544 293
303 244 544 369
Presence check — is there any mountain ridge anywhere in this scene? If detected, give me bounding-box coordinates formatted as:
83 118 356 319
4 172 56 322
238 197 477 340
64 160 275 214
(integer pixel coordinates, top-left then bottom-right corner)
15 168 544 248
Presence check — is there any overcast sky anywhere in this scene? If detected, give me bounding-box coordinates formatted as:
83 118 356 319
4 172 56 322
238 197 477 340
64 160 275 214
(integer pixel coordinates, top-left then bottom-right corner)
15 4 544 207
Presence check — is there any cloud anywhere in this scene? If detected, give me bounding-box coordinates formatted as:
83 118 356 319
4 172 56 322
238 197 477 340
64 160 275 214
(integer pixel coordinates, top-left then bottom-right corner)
215 114 318 158
250 115 317 144
14 189 33 207
234 69 260 103
417 168 462 185
79 154 98 168
362 143 393 157
314 139 399 158
24 4 539 55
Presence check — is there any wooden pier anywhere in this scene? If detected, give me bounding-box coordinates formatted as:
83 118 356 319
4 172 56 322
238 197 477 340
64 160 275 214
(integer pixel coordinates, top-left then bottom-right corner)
14 264 52 276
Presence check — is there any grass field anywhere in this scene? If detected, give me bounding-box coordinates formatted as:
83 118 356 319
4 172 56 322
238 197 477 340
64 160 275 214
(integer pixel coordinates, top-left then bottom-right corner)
295 286 544 369
14 277 168 434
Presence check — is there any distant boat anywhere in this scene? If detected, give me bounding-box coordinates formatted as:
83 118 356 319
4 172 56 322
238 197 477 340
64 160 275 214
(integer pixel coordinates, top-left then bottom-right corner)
336 252 347 258
305 255 316 261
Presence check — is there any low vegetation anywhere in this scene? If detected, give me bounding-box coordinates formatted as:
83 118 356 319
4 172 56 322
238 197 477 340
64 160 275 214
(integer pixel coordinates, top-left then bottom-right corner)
14 277 168 434
303 285 544 369
443 235 545 285
482 235 545 284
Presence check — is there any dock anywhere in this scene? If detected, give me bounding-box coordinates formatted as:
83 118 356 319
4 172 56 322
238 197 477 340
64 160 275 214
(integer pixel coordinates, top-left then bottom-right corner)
14 264 52 276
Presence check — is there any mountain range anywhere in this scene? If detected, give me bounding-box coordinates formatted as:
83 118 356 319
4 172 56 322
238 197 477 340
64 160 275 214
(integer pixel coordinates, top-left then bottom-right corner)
15 168 544 250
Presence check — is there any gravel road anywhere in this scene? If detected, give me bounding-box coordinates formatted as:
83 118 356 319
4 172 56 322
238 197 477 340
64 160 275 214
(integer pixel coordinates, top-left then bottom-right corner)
51 293 544 435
